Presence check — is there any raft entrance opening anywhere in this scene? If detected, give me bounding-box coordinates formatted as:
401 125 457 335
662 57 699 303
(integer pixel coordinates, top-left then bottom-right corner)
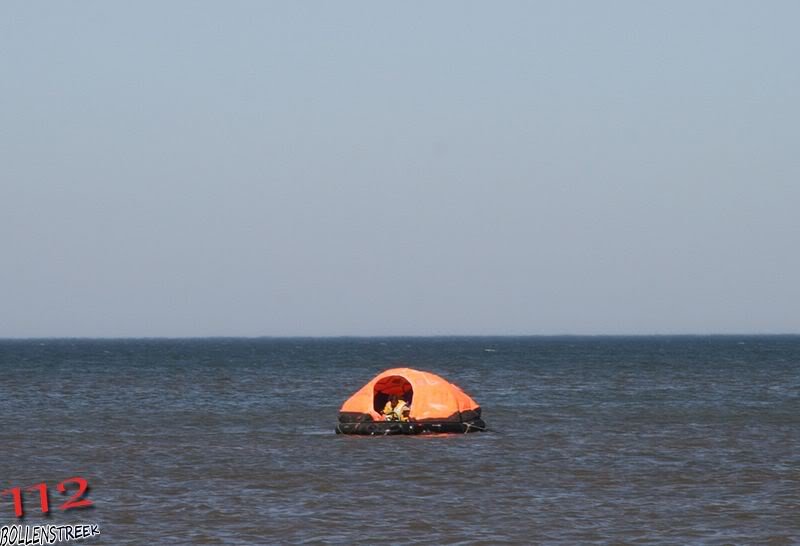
373 375 413 413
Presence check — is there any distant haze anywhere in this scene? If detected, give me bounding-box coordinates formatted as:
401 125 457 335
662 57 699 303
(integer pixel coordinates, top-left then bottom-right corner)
2 1 798 337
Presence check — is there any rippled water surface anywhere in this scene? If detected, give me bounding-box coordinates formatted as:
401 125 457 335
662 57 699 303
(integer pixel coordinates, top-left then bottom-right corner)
1 337 798 544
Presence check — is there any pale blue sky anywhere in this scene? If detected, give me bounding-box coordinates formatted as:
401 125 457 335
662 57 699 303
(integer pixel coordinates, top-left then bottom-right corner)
2 1 798 336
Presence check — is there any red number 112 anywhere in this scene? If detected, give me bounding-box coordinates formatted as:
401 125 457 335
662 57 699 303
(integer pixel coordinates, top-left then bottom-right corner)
1 477 92 517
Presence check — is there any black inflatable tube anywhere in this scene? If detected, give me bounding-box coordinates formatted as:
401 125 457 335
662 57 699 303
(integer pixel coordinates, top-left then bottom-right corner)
335 419 487 435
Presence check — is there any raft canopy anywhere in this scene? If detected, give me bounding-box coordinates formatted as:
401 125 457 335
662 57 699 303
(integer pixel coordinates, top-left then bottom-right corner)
339 367 482 423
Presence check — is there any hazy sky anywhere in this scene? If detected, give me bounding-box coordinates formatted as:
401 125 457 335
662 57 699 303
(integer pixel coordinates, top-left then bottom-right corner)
2 1 799 337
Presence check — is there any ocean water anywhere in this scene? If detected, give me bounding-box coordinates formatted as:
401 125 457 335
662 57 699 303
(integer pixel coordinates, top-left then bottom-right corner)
1 336 798 545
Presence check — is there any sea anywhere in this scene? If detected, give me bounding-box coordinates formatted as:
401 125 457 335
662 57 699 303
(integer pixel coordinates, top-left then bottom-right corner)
0 336 798 545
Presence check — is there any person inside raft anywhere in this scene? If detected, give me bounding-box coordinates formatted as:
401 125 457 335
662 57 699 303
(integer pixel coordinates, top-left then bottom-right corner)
382 394 410 422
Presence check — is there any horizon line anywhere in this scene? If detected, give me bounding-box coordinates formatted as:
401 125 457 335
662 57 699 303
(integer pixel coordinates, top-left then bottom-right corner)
2 333 799 341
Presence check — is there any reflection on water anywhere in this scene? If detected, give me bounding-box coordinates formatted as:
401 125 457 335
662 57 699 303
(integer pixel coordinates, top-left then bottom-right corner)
1 337 798 544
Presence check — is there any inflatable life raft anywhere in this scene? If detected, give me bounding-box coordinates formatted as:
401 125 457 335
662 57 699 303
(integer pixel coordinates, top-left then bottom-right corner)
335 368 487 435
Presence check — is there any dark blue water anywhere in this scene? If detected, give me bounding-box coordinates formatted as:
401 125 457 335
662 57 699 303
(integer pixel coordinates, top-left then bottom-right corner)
1 337 798 544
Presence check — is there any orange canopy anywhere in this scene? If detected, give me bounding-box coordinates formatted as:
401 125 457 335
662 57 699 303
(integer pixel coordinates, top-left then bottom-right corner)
339 368 481 422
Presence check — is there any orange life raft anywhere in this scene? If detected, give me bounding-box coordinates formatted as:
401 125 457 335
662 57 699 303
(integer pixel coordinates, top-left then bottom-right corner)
335 367 486 435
